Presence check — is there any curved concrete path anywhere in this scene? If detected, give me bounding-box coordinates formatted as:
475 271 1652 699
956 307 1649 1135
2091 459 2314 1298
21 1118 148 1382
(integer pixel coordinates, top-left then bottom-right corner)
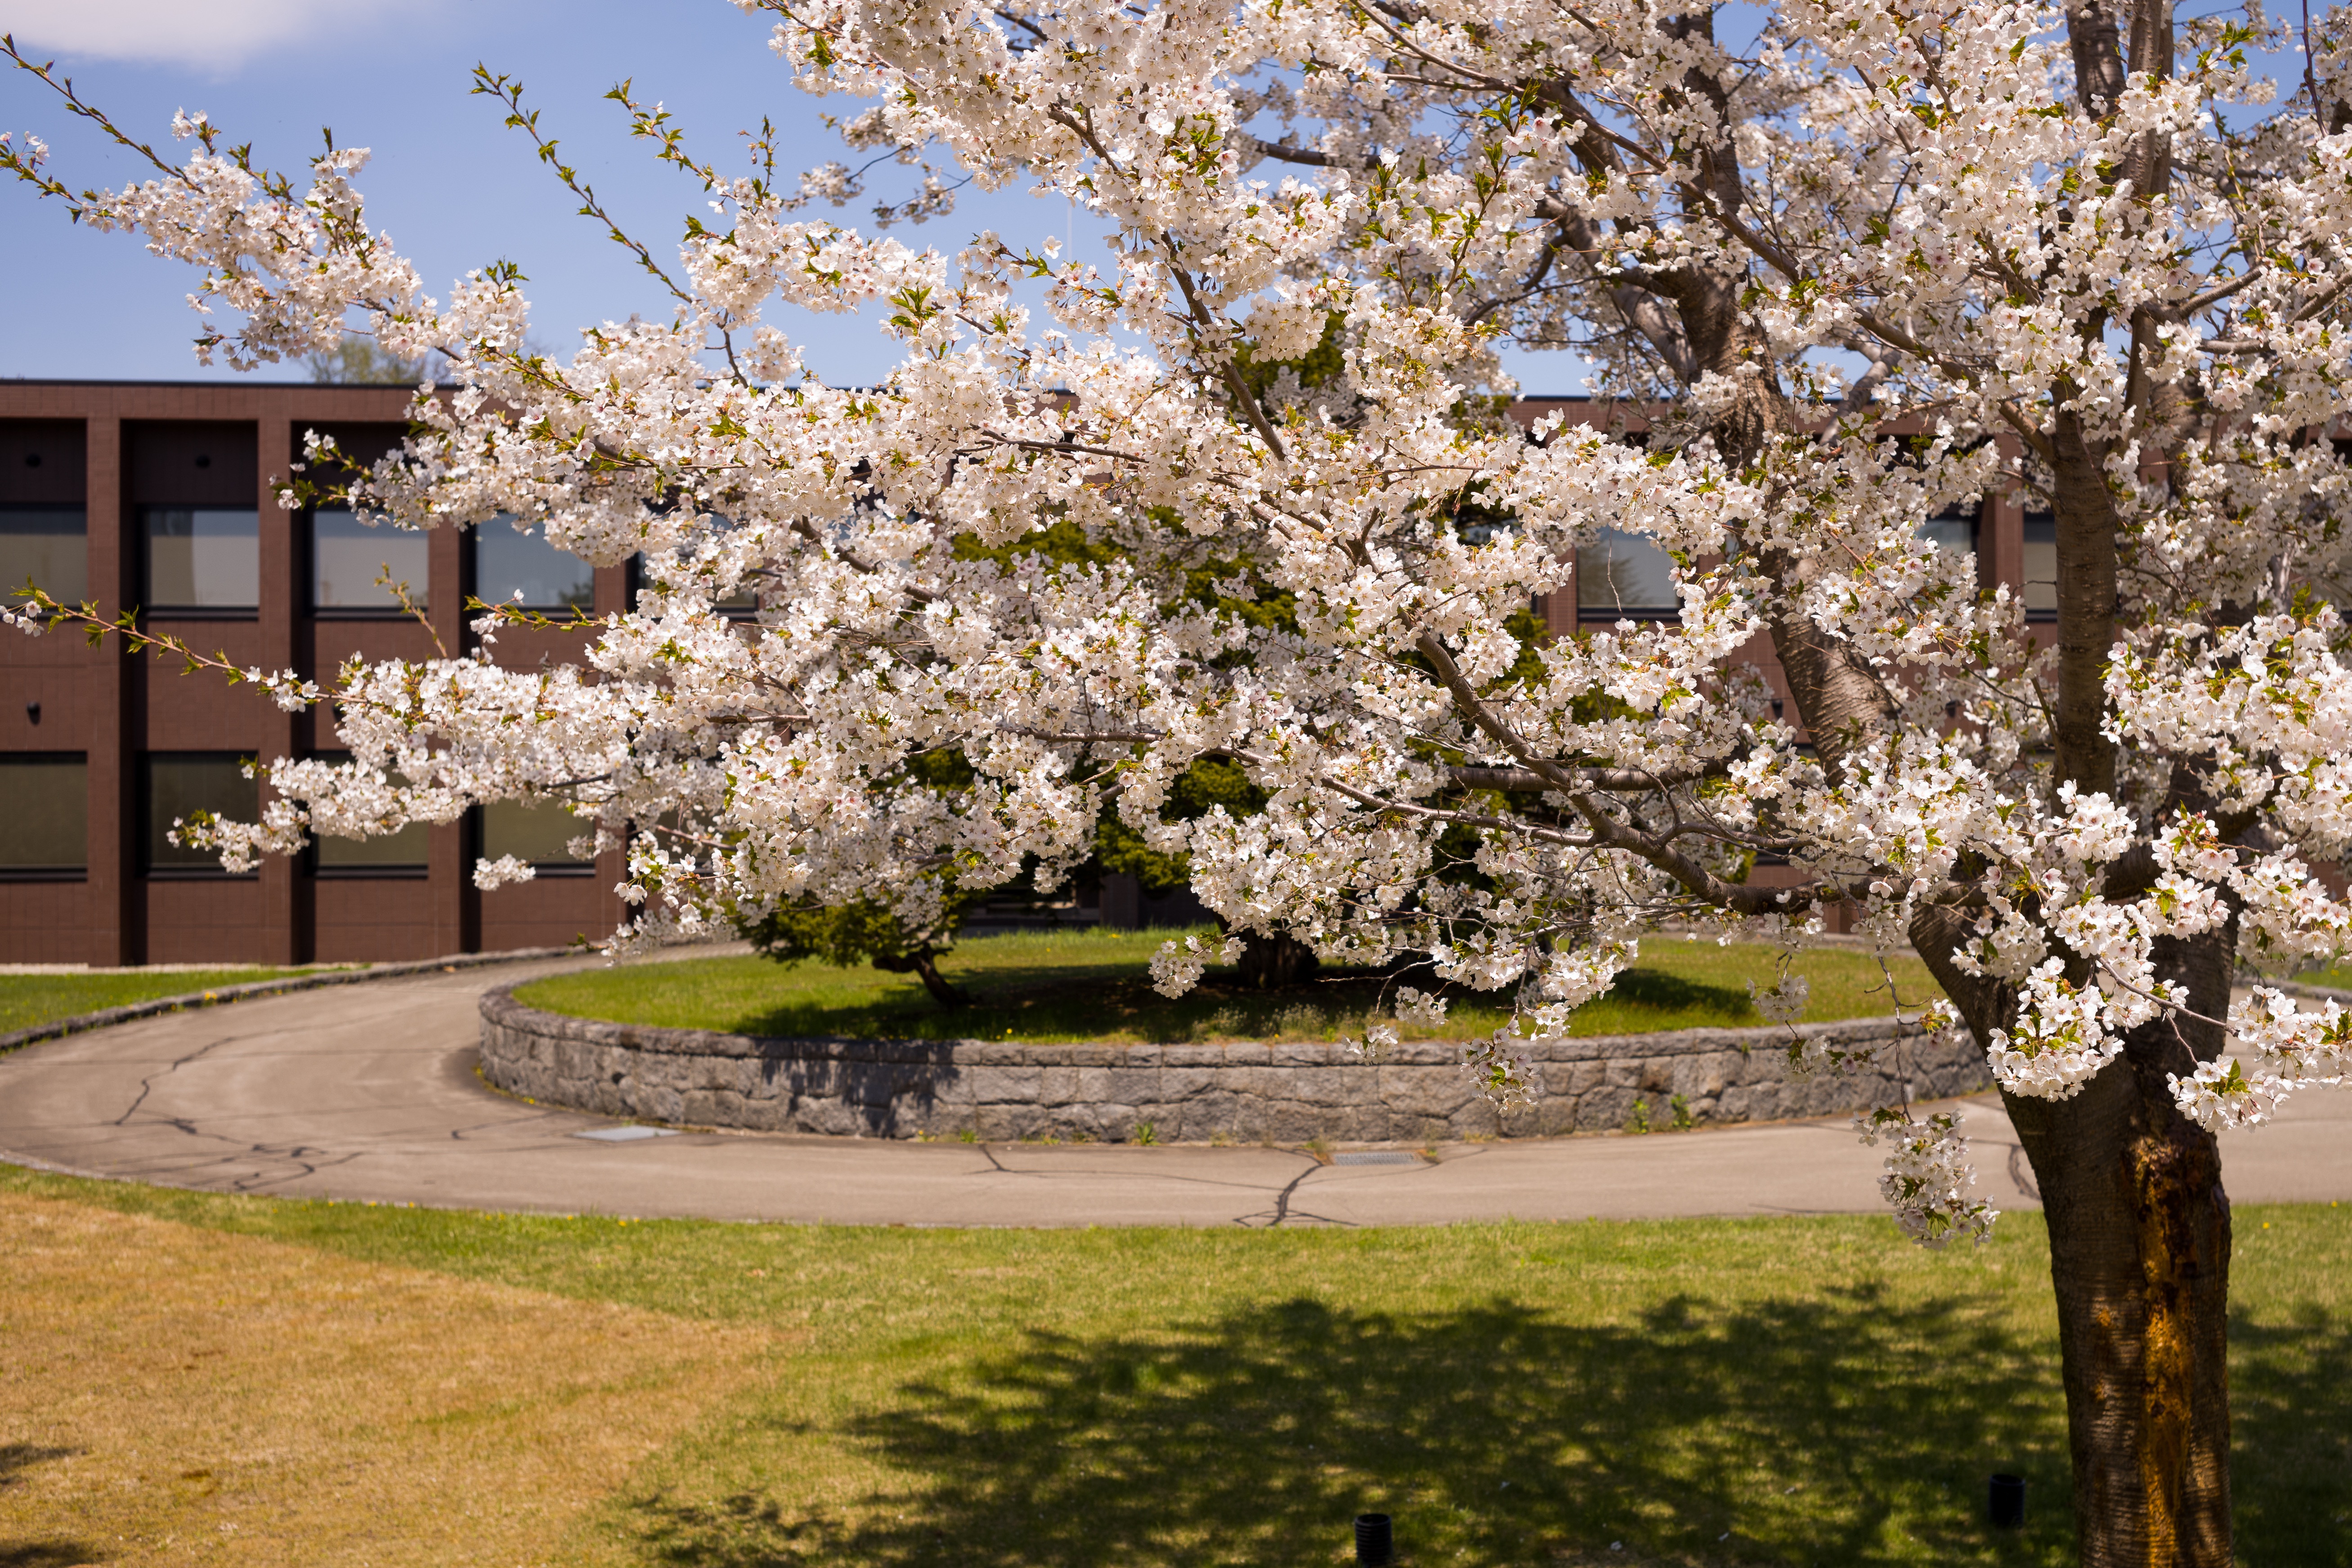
0 958 2345 1227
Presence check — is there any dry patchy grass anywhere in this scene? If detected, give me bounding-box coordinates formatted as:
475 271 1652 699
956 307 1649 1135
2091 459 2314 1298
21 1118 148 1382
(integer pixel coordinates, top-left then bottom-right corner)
3 1168 2343 1568
0 1192 777 1568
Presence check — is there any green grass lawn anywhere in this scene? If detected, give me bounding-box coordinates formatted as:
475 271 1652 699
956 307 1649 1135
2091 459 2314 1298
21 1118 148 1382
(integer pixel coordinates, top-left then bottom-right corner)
0 968 323 1037
519 930 1947 1044
2 1163 2344 1567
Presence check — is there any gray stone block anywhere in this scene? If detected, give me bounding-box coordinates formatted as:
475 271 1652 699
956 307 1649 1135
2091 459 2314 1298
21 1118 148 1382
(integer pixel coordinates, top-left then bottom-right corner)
475 984 1954 1149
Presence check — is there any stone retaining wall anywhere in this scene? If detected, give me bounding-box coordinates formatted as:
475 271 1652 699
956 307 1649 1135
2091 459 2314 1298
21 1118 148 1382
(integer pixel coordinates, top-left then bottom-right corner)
479 987 1991 1143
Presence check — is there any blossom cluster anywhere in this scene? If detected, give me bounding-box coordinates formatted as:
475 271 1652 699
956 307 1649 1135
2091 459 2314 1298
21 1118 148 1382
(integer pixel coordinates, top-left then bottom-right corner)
9 0 2352 1244
1855 1108 1998 1248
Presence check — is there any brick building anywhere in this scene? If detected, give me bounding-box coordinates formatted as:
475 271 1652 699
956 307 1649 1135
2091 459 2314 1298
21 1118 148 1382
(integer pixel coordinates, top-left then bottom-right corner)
0 381 2040 965
0 380 627 964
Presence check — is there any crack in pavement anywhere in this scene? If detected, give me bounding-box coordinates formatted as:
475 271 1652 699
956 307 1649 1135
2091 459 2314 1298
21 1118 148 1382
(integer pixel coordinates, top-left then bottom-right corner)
116 1089 371 1192
228 1147 363 1193
927 1138 1341 1221
1234 1154 1338 1228
110 1034 240 1127
967 1146 1342 1205
2007 1141 2042 1202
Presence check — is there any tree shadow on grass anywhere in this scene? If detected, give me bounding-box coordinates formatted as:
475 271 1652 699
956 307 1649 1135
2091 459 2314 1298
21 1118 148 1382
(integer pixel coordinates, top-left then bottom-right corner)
2231 1304 2352 1566
727 963 1761 1046
0 1445 103 1568
618 1287 2084 1567
0 1446 74 1489
0 1548 107 1568
1586 968 1759 1026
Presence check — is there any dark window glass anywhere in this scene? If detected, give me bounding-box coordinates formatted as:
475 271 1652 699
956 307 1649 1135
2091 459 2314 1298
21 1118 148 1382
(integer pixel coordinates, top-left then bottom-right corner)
1577 528 1679 619
313 507 430 613
473 515 595 612
0 755 86 872
143 507 259 611
2023 511 2058 618
144 753 258 874
1 506 87 606
309 753 430 874
1458 514 1513 548
480 799 593 868
1918 506 1980 558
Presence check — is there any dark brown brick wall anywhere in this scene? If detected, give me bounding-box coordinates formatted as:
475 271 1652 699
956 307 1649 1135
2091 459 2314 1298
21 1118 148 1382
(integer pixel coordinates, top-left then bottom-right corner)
314 875 440 964
0 381 627 966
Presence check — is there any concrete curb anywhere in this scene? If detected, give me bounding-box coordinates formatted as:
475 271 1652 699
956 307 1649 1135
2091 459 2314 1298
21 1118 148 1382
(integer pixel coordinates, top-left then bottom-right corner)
0 946 584 1057
479 986 1992 1144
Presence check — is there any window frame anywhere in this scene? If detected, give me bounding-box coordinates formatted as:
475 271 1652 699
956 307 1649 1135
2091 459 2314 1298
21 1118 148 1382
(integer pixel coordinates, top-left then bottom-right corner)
309 505 432 620
470 514 597 615
140 751 261 879
0 502 89 609
2021 508 2059 623
1575 526 1683 624
474 797 598 877
1917 503 1982 561
0 751 89 881
139 504 261 618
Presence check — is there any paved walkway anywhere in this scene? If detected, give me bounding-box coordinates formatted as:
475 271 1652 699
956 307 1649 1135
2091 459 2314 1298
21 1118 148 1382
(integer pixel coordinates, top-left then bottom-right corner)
1 958 2344 1226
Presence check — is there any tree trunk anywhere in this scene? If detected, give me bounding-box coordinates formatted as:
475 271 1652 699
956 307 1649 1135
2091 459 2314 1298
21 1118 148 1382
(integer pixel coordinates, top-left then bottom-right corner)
2006 1063 2232 1565
1916 897 2236 1565
907 951 969 1008
2048 403 2121 799
872 947 971 1008
1235 932 1319 990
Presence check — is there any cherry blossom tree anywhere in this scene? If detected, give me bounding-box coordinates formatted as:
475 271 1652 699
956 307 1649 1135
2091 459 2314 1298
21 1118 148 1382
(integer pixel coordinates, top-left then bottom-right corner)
9 0 2352 1557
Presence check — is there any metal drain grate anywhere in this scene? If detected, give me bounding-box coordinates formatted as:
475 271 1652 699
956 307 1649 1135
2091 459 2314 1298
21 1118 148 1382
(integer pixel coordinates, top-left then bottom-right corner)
1332 1150 1423 1166
573 1125 680 1142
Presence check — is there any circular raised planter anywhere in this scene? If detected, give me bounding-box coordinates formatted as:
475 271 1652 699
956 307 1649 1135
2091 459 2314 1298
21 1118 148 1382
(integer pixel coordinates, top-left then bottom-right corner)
478 985 1991 1143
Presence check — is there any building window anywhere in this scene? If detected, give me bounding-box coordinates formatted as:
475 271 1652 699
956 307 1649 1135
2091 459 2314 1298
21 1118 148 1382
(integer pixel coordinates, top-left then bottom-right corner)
479 798 594 873
0 754 86 877
1917 504 1980 558
1577 528 1680 621
143 753 258 875
313 507 430 614
473 515 595 612
1 506 87 608
309 753 430 876
142 506 259 613
2022 509 2058 620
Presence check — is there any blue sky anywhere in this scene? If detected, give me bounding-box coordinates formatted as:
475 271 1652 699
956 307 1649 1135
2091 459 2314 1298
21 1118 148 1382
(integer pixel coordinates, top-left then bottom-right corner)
0 0 1590 392
0 1 2314 394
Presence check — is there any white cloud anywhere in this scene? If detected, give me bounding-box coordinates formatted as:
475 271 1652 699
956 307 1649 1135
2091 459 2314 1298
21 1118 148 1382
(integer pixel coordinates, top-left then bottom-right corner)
0 0 393 70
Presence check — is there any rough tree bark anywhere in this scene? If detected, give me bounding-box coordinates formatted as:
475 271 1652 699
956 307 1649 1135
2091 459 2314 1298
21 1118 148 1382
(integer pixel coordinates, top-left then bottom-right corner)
1620 7 2237 1560
2005 926 2234 1567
